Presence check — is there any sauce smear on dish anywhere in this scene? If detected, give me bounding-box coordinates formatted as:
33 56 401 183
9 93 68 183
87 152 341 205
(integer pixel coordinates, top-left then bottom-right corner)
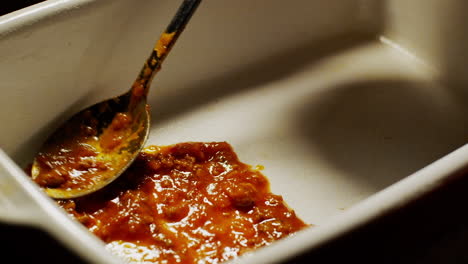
58 142 308 263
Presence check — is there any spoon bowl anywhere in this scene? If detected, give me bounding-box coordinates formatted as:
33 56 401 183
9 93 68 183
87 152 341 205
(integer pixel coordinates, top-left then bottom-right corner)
31 91 149 198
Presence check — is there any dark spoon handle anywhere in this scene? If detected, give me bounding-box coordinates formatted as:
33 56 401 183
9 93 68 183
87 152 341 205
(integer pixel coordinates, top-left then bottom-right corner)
166 0 202 35
131 0 202 101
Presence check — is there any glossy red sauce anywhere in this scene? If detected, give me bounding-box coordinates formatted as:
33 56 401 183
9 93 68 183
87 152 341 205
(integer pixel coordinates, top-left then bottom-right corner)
58 142 308 263
33 112 133 191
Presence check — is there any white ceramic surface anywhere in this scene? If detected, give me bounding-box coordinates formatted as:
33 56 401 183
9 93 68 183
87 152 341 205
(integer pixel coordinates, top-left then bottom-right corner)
0 0 467 263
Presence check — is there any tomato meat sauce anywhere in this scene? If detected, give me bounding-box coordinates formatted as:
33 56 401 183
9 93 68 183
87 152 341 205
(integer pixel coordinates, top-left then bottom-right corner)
57 142 308 263
33 112 134 191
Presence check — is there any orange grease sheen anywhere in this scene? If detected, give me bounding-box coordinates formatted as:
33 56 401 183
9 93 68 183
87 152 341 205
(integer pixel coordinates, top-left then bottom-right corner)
58 142 308 263
100 113 133 151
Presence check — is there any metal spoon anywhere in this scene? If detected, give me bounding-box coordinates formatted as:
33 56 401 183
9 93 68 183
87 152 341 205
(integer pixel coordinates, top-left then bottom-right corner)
31 0 202 199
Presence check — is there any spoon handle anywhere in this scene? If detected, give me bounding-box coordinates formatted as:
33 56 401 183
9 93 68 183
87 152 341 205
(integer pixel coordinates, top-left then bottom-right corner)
130 0 202 101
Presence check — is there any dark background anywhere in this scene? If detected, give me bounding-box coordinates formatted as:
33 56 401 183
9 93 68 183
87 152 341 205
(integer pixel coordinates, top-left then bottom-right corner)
2 1 468 264
1 1 45 15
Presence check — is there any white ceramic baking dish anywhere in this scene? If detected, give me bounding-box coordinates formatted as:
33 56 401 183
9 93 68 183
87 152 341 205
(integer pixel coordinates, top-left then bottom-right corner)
1 0 467 263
